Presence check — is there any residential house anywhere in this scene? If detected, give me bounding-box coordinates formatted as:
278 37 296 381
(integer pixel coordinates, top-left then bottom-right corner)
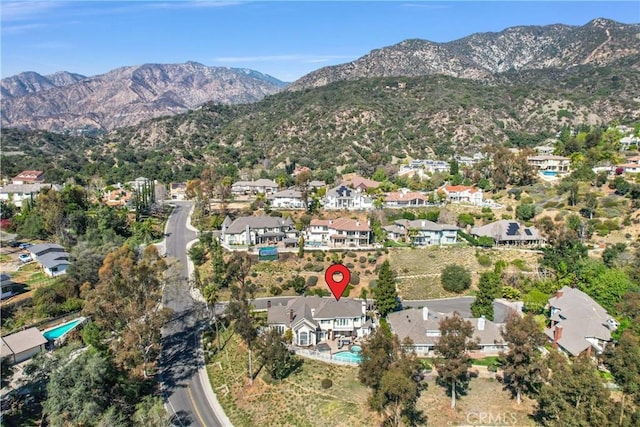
470 220 545 246
323 185 373 210
267 296 372 347
533 145 556 156
268 189 306 209
383 219 458 246
455 153 485 166
0 183 61 208
387 307 507 356
128 176 153 191
527 155 571 175
169 182 187 200
404 159 450 174
620 135 639 150
221 215 297 246
545 286 617 356
384 189 430 208
616 156 640 174
309 180 326 190
0 327 48 364
102 188 133 207
440 185 484 206
231 179 279 196
307 218 372 248
28 243 71 277
11 170 44 185
1 274 14 300
341 175 380 192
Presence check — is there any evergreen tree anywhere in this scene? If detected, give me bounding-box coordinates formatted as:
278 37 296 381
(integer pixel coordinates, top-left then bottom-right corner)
604 330 640 425
257 329 300 380
470 271 502 320
373 260 399 317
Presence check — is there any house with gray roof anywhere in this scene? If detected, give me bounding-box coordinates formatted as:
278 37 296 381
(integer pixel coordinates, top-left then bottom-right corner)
322 185 373 210
383 219 458 246
470 220 545 246
27 243 71 277
267 296 372 347
545 286 618 357
1 273 14 300
0 327 48 364
221 215 297 246
0 183 61 208
268 189 305 209
387 307 508 356
231 179 279 196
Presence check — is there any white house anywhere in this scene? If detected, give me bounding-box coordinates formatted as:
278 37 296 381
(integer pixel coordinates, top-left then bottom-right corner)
620 135 639 150
0 327 48 364
384 189 431 208
231 179 279 196
527 155 571 175
0 183 61 208
11 170 45 185
383 219 458 246
545 286 617 357
616 156 640 174
440 185 483 205
307 218 371 248
323 185 373 210
221 215 297 246
268 189 306 209
267 296 372 347
28 243 71 277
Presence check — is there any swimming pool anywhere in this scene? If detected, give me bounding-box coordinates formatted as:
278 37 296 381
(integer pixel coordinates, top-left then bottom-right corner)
541 170 558 177
42 317 86 341
351 345 362 353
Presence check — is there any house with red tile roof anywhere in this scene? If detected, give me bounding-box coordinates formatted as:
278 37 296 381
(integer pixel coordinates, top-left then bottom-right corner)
383 189 430 208
341 174 380 191
11 170 45 185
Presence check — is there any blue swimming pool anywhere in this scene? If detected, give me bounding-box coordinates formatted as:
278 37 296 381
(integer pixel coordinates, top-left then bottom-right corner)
542 170 558 177
42 317 85 340
351 345 362 353
332 351 362 363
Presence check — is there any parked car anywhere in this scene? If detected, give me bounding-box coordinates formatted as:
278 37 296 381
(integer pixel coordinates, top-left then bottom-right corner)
19 242 32 249
9 241 22 248
18 254 32 263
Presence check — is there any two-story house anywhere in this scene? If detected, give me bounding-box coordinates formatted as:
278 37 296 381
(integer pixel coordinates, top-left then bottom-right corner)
383 219 458 246
440 185 484 206
11 170 45 185
616 155 640 175
527 155 571 175
268 189 306 209
221 215 297 246
267 296 372 347
322 185 373 210
307 218 372 248
545 286 618 357
0 183 61 208
383 189 430 208
231 179 279 196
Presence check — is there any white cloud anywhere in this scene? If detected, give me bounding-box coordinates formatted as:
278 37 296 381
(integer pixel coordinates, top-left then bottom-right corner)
1 1 66 22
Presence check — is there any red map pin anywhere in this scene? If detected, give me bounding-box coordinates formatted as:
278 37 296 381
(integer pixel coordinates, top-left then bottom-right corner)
325 264 351 301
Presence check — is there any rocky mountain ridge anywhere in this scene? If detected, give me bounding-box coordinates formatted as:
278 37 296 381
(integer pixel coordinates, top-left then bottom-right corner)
1 62 287 132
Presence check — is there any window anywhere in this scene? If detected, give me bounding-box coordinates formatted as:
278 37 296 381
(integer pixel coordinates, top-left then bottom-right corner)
336 318 349 326
299 331 308 346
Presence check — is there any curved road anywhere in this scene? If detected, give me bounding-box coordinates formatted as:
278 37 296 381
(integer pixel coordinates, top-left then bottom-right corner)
160 201 229 427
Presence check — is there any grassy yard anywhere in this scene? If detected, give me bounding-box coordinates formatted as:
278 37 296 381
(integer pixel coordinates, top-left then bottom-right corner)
205 327 537 426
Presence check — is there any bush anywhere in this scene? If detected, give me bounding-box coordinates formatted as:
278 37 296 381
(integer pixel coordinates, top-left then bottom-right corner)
359 256 367 264
321 378 333 389
313 264 325 272
307 275 319 287
303 262 315 271
350 272 360 285
441 264 472 293
369 280 377 289
346 251 357 258
346 262 355 269
269 286 283 296
457 213 475 227
476 253 492 267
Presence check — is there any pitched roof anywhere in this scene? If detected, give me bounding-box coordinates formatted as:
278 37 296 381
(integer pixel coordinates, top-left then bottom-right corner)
2 327 47 355
225 215 294 234
38 252 71 269
470 220 543 243
267 296 364 327
12 170 44 182
343 176 380 189
268 189 302 199
395 219 458 232
28 243 66 257
0 183 61 194
310 218 371 232
443 185 479 193
384 191 429 202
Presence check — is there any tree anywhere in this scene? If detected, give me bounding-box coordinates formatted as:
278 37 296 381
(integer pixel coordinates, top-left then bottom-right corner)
434 312 474 408
257 329 301 380
470 271 502 320
583 192 598 219
373 260 398 317
605 330 640 425
440 264 471 293
295 169 312 209
500 313 547 404
567 182 580 206
516 203 536 221
210 238 227 287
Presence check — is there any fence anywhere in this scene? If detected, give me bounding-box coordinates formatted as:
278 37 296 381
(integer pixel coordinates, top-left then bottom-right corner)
291 347 359 367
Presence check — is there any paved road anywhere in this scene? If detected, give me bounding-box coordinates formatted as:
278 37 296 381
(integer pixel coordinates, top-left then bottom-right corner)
159 201 229 427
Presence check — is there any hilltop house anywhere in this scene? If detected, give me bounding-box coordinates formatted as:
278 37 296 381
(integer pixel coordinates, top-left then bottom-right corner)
323 185 373 210
341 175 380 192
267 296 372 347
231 179 279 196
545 286 618 356
28 243 71 277
440 185 483 206
268 189 306 209
383 219 458 246
616 156 640 175
221 215 297 246
383 189 430 208
0 183 61 208
527 155 571 175
470 220 545 246
0 327 48 364
387 307 507 356
11 170 45 185
307 218 371 248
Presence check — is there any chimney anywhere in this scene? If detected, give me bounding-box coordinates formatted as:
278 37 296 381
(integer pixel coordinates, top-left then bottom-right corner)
553 325 563 343
362 301 366 316
478 315 486 331
267 300 271 309
422 306 429 321
556 289 563 299
289 309 294 324
356 220 360 227
421 220 426 227
311 308 315 318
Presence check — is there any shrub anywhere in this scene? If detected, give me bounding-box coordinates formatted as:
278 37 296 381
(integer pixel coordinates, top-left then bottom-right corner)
321 378 333 389
441 264 472 293
313 264 325 272
350 272 360 285
303 262 315 271
369 280 377 289
476 254 492 267
502 286 521 300
359 256 367 264
346 262 355 269
307 276 319 287
457 213 475 227
269 286 283 296
346 251 357 258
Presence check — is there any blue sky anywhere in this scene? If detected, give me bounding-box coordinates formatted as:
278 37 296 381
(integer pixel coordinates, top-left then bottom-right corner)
1 1 638 82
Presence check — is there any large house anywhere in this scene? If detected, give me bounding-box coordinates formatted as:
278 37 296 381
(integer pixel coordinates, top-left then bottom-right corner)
267 296 373 347
387 307 507 356
527 155 571 175
545 286 618 357
221 215 297 246
323 185 373 210
383 219 458 246
0 327 48 364
169 182 187 200
0 183 61 208
440 185 483 206
470 220 545 246
384 189 431 208
231 179 279 196
11 170 45 185
307 218 371 248
268 189 306 209
28 243 71 277
341 175 380 192
616 156 640 175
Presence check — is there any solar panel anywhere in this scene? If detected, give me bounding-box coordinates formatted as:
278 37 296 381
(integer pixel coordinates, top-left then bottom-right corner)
524 229 532 236
506 222 520 236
